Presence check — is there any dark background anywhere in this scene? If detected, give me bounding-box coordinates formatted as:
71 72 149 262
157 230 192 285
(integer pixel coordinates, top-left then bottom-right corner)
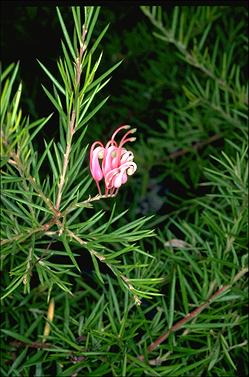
1 5 150 126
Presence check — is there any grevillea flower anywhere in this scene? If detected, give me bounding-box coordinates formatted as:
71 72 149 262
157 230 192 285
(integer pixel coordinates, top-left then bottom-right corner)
90 125 137 196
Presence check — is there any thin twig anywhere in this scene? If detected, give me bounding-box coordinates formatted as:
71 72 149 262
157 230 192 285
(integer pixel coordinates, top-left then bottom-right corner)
55 25 87 211
138 267 248 361
81 193 118 204
55 109 76 210
167 133 222 160
66 227 142 304
0 226 42 246
1 187 117 247
63 192 118 215
10 340 51 349
76 25 87 86
7 150 60 217
0 217 58 246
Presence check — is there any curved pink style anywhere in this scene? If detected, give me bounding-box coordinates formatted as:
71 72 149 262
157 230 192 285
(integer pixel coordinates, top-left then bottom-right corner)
89 125 137 196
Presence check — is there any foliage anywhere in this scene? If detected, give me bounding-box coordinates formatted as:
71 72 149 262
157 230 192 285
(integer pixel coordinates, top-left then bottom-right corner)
0 5 248 376
97 5 248 201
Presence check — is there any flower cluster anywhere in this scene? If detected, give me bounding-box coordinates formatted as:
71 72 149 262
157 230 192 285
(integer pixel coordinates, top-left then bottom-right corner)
90 125 137 196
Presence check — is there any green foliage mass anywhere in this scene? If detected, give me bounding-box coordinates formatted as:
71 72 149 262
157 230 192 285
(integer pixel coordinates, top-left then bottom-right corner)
0 5 248 376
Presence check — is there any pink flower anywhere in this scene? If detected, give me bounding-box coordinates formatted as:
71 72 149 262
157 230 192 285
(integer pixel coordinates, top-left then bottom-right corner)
90 125 137 196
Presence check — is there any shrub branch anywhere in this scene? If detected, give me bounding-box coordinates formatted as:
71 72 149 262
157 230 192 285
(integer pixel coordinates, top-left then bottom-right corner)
138 266 248 361
55 25 87 211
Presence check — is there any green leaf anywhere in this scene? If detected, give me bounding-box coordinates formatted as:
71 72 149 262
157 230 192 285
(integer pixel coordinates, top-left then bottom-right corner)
37 59 65 96
85 23 109 62
177 265 189 314
8 347 28 375
168 268 176 328
91 253 104 284
61 234 81 272
29 113 54 143
41 85 66 119
1 329 32 344
61 41 75 84
78 83 101 124
3 192 52 214
0 62 15 82
72 6 82 45
84 6 94 30
86 59 122 94
36 138 54 173
56 7 76 61
85 7 100 47
44 140 59 180
10 82 22 126
1 276 23 300
171 6 179 38
77 96 110 129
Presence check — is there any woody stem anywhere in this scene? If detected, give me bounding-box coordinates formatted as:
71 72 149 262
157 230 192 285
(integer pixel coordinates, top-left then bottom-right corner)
138 266 248 361
55 25 87 210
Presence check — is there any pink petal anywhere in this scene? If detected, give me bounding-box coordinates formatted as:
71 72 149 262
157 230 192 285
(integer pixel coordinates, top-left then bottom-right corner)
120 150 134 163
122 171 128 184
102 146 117 175
113 171 124 188
105 168 119 189
90 146 104 181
